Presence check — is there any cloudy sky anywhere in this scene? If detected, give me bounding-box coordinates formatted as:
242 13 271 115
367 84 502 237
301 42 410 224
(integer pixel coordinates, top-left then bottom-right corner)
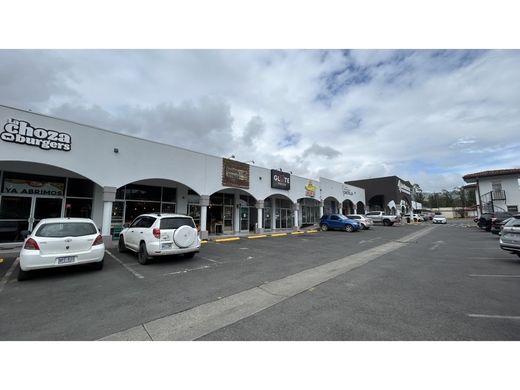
1 49 519 192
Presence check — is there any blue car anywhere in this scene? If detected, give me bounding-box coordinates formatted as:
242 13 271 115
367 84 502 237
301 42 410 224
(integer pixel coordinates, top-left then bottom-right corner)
319 214 361 232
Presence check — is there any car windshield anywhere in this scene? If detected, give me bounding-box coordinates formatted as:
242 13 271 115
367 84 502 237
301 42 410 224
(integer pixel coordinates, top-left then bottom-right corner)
348 215 360 219
36 222 97 237
160 217 195 229
505 217 520 227
337 214 348 220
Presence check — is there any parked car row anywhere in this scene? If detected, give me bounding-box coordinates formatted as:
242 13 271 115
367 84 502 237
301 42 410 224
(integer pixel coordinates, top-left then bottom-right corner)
17 213 201 281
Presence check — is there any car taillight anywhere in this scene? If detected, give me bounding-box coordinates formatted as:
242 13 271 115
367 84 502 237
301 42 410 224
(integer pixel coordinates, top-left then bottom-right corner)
24 238 40 250
153 228 161 239
92 235 103 246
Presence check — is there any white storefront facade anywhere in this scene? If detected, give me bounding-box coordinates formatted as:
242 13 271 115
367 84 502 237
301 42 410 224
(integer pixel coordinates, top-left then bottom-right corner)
0 105 365 245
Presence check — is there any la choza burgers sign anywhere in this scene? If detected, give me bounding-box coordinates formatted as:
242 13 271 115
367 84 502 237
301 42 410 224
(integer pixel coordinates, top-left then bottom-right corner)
1 119 71 151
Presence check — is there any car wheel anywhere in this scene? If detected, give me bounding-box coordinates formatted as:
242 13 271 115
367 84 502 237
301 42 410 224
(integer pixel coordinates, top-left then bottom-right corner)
184 252 196 259
118 236 127 253
17 267 31 282
91 258 104 270
320 224 328 231
137 242 150 265
383 219 389 226
345 224 353 232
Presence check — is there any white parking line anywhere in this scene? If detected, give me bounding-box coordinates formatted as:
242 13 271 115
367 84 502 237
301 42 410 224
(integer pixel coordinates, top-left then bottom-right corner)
0 257 19 294
200 256 222 264
468 314 520 320
105 250 144 279
469 274 520 278
163 265 211 276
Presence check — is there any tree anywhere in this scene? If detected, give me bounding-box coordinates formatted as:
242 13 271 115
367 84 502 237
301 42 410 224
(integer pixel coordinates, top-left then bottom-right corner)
412 183 425 204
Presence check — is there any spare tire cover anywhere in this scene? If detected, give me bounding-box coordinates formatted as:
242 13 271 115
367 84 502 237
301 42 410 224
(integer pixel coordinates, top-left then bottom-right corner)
173 225 197 248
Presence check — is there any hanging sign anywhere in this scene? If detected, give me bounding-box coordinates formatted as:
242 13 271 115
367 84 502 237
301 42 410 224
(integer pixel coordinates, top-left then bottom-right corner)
1 119 72 151
271 170 291 190
3 178 65 196
222 158 250 189
305 180 317 197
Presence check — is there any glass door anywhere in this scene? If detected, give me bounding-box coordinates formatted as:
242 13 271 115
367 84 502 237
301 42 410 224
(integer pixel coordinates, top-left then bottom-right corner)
240 206 249 232
33 197 63 228
0 196 32 243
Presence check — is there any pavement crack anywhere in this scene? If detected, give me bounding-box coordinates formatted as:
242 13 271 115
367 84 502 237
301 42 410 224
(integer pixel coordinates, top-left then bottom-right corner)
142 324 154 341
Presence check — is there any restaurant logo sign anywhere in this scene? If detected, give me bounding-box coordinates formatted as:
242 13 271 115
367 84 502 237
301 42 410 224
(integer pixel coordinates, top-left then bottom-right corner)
271 170 291 190
342 185 354 196
222 158 250 189
1 119 72 151
305 180 317 197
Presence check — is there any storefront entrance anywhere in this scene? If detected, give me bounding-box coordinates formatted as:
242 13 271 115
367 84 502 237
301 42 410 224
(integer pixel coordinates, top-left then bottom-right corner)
0 195 63 243
0 171 94 244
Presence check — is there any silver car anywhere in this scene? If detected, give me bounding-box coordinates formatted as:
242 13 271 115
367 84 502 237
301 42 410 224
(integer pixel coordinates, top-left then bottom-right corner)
499 215 520 257
346 214 373 230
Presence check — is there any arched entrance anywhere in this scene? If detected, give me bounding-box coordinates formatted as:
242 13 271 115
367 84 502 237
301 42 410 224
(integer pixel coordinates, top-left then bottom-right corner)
0 161 102 245
342 199 355 214
209 189 257 234
299 197 320 227
264 194 293 230
368 194 385 211
324 196 340 215
356 201 365 214
110 178 200 237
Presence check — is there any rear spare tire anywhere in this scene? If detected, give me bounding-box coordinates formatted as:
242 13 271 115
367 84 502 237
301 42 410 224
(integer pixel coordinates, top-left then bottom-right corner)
174 225 197 248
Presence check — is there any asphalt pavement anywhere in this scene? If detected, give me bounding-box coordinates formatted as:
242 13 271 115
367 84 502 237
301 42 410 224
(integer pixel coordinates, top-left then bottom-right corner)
1 220 519 340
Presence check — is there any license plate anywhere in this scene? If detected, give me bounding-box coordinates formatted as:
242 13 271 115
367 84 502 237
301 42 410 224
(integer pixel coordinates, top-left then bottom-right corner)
56 256 76 264
161 243 172 249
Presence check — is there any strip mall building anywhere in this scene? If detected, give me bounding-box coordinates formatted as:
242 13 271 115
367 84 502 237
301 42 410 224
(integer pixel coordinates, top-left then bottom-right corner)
0 105 366 246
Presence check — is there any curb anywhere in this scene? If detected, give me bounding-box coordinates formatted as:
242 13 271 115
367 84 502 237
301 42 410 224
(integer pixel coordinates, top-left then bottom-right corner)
208 229 320 243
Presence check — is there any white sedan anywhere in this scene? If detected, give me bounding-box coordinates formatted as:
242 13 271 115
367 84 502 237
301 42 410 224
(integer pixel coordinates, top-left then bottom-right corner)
18 218 105 281
432 214 447 224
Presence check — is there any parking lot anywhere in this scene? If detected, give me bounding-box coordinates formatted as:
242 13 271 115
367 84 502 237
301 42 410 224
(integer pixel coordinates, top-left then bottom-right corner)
1 220 519 340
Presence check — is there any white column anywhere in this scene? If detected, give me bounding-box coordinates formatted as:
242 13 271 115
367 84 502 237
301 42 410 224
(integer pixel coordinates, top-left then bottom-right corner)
319 200 324 218
101 186 117 243
272 197 277 230
293 202 300 230
338 206 343 215
234 192 240 233
199 195 209 240
255 200 264 233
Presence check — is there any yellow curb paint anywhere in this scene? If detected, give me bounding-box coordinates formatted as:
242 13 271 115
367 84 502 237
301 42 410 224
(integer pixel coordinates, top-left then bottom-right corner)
0 258 3 263
306 230 318 233
201 240 209 244
271 233 287 237
291 231 304 235
215 237 241 243
248 235 267 239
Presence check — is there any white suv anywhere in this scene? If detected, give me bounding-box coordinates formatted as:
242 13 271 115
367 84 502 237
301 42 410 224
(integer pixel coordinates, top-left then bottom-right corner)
118 213 200 265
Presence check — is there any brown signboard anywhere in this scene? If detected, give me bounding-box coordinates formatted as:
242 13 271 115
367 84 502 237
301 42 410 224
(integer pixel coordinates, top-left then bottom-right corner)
222 158 250 189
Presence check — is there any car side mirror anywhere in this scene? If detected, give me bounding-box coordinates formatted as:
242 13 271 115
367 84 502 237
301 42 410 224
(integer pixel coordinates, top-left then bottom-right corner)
123 223 130 228
21 230 31 239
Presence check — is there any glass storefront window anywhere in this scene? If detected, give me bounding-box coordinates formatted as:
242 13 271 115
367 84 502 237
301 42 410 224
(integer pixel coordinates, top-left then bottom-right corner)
0 196 32 219
125 184 161 201
162 187 177 203
124 201 161 223
161 203 176 213
111 201 124 223
66 178 93 198
65 198 92 218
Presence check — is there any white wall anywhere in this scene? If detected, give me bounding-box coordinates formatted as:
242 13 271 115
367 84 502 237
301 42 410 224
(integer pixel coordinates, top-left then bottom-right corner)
478 174 520 212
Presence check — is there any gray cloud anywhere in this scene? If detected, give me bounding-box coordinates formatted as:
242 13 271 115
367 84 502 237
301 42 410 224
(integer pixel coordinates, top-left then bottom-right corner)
303 143 341 159
242 115 265 146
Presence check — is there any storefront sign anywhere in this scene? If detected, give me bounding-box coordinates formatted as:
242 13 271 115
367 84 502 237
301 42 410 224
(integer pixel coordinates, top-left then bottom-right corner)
1 119 72 151
271 170 290 190
397 180 411 195
3 178 65 196
222 158 250 189
305 180 317 197
342 185 354 196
